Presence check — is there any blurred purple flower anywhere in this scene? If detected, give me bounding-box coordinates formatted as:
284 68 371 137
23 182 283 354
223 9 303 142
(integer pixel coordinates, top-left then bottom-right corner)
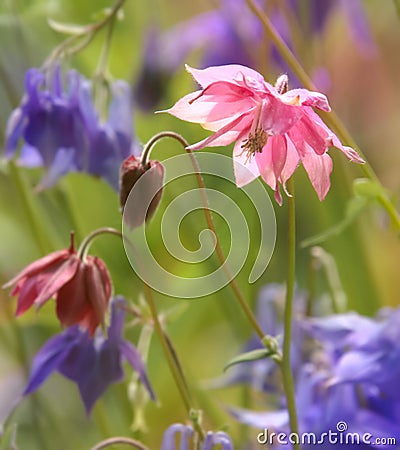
5 67 138 190
224 285 400 447
326 308 400 401
287 0 376 56
133 0 375 110
160 423 233 450
133 0 264 111
24 296 155 414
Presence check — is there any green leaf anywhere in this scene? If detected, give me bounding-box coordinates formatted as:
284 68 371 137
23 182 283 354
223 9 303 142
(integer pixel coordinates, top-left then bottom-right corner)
47 18 89 35
224 348 274 372
301 196 368 248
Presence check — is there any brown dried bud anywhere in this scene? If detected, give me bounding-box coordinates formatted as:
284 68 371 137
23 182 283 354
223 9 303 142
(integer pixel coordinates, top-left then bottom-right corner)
119 155 164 228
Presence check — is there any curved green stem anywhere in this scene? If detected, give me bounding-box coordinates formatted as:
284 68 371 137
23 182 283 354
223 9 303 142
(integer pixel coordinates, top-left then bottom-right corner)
280 177 300 450
43 0 126 68
141 283 204 440
142 132 265 340
90 436 149 450
77 227 122 259
245 0 400 230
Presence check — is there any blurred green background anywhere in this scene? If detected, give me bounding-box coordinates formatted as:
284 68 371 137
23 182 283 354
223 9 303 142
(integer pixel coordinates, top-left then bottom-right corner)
0 0 399 448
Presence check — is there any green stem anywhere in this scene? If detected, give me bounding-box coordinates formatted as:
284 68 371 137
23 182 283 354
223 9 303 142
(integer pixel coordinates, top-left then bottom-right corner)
245 0 400 230
77 227 122 259
142 132 265 339
90 436 149 450
141 283 204 440
43 0 126 68
8 161 51 254
280 177 300 450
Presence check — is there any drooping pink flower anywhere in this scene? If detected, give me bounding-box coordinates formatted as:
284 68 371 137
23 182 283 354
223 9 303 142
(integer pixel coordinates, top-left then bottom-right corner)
3 234 112 335
164 64 364 204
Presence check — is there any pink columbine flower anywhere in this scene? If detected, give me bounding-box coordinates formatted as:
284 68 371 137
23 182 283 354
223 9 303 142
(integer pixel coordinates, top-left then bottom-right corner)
3 235 112 335
164 64 364 204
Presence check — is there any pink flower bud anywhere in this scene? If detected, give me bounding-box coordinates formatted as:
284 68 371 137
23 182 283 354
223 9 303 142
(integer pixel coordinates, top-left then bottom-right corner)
119 155 165 228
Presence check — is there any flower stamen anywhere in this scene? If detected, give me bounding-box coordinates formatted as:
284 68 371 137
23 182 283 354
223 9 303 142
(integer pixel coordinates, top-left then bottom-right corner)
240 128 267 163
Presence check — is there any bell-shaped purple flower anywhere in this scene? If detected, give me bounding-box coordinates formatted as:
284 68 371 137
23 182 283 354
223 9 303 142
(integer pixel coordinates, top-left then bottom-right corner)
23 296 155 414
5 66 138 190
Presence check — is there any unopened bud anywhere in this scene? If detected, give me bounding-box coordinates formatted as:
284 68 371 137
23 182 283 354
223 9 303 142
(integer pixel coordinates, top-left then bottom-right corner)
119 155 164 228
275 74 289 95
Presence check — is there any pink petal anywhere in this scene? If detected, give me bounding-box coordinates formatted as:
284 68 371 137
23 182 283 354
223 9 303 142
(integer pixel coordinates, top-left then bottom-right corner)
300 143 333 201
255 136 283 191
3 249 70 289
160 91 212 123
301 109 364 163
187 113 250 150
339 145 365 164
85 257 112 333
186 64 266 88
56 262 88 327
14 277 41 316
261 96 302 135
164 81 257 127
289 111 330 156
232 133 260 187
34 256 80 308
281 89 331 112
280 135 300 185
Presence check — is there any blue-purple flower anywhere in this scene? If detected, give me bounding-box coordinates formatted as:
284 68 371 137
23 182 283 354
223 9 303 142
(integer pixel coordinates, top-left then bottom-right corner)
160 423 233 450
24 296 155 414
5 66 139 190
224 285 400 447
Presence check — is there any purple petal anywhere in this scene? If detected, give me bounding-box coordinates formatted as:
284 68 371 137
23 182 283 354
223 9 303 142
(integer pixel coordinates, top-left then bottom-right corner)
24 326 82 394
202 431 233 450
76 340 124 414
107 296 126 341
304 313 378 348
228 406 288 429
18 144 43 167
161 424 194 450
57 330 96 382
5 108 26 155
36 147 77 190
107 81 133 139
341 0 377 56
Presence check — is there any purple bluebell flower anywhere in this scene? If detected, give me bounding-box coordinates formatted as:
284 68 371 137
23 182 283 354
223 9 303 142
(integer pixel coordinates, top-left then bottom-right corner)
160 423 233 450
5 67 139 190
24 296 155 414
225 285 400 447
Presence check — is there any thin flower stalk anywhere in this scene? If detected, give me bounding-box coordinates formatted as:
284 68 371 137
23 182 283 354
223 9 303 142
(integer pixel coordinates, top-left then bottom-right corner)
280 177 300 450
142 132 265 339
